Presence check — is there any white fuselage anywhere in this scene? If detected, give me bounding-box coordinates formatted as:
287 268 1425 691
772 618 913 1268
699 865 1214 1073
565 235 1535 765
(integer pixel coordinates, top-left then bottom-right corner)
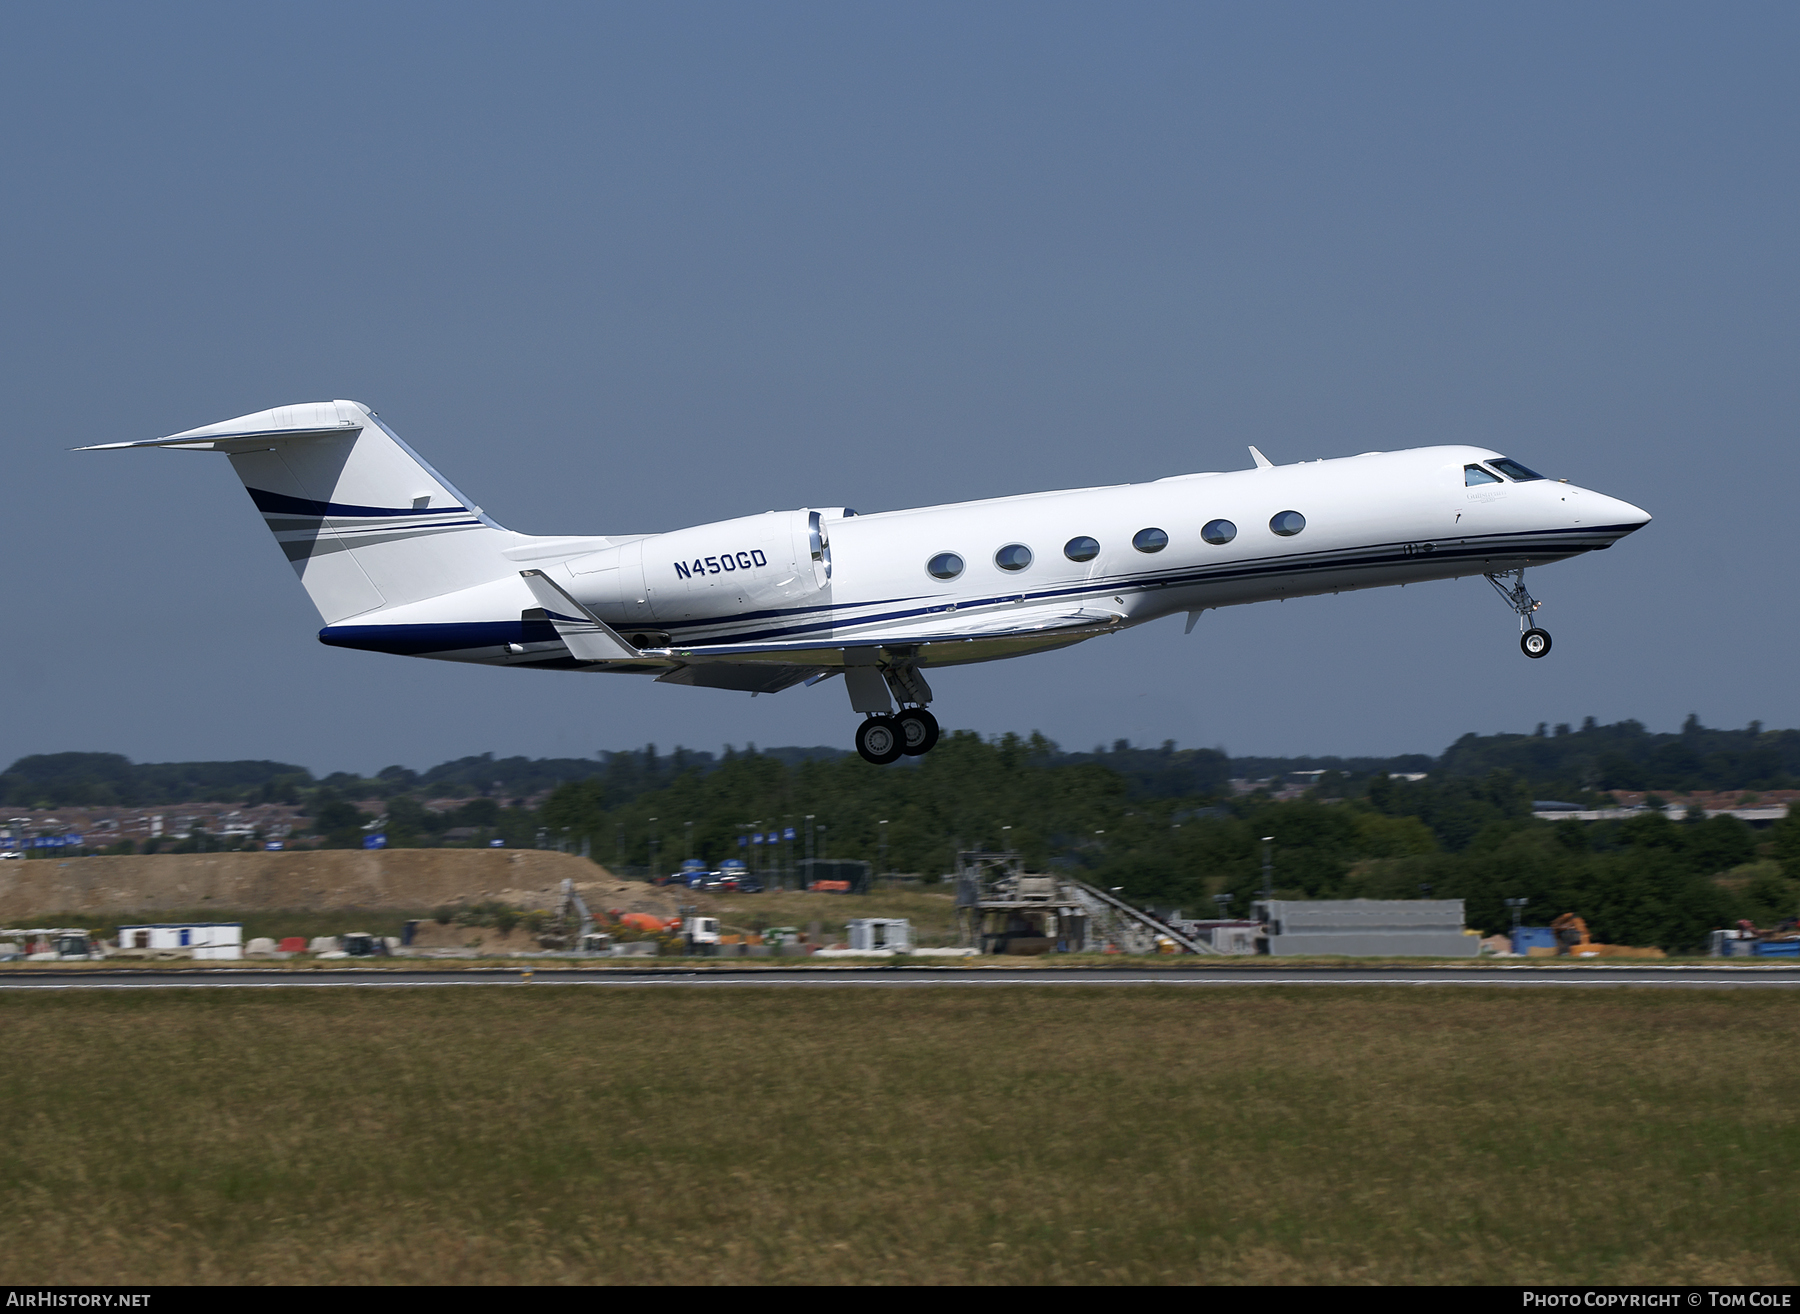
497 444 1646 666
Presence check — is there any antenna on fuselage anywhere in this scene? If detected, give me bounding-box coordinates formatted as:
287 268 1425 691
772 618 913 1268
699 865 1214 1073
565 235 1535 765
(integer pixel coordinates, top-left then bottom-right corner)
1248 446 1274 469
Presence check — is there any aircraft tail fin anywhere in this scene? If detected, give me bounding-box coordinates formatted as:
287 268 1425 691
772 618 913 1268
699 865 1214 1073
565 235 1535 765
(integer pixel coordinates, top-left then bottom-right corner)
81 400 515 624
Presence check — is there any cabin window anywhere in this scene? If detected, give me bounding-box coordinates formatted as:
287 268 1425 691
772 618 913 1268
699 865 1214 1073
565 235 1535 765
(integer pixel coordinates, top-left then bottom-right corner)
1063 536 1100 562
1132 528 1168 553
994 543 1033 572
1201 519 1237 545
1269 510 1306 537
1464 464 1502 486
1487 457 1545 482
926 552 965 580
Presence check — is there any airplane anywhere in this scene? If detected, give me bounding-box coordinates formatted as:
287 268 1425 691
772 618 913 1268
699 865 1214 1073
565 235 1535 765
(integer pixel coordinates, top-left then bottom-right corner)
82 400 1651 764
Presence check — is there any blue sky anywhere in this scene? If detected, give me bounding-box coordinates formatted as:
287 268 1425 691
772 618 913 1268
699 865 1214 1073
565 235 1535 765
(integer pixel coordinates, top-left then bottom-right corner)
2 2 1795 773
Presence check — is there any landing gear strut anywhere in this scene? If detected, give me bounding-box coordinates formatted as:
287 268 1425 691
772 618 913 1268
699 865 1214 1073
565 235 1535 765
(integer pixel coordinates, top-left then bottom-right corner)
1487 569 1551 659
845 652 942 764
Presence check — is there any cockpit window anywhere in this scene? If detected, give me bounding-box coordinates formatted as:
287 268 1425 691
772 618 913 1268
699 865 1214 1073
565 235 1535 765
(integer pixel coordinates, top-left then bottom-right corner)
1487 458 1544 482
1464 464 1502 486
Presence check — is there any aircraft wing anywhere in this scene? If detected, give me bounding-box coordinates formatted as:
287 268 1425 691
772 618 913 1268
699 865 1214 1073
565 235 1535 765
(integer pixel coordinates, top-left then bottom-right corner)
515 571 1119 686
664 603 1125 668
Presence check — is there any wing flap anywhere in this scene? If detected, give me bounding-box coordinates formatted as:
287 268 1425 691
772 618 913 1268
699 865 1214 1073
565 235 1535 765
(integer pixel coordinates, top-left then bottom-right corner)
669 604 1124 664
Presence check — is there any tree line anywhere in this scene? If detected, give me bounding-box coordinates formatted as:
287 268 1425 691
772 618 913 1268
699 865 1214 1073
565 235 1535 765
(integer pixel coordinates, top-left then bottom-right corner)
10 718 1800 950
7 713 1796 810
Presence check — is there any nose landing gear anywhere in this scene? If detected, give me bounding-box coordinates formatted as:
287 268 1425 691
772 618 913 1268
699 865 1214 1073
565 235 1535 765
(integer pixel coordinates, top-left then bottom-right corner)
1487 569 1552 659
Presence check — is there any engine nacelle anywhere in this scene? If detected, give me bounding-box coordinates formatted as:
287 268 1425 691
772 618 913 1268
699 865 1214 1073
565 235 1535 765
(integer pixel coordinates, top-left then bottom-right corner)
561 509 830 627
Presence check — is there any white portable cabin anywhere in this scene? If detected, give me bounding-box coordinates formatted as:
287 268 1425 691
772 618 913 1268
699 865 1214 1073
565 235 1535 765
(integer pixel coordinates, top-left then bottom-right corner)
846 918 911 952
116 922 244 960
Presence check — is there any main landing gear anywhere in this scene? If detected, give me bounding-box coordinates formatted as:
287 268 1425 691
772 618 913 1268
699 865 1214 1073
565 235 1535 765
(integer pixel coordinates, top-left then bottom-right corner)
855 707 941 766
1487 568 1552 659
845 652 942 764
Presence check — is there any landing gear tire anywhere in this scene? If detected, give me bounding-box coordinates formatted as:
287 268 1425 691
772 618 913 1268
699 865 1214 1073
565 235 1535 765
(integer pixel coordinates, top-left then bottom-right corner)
897 708 940 757
856 716 905 765
1521 627 1552 659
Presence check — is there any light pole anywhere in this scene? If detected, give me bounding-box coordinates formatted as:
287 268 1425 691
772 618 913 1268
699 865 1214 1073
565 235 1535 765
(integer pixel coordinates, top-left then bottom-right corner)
1506 897 1528 931
685 820 693 862
1261 836 1274 906
879 820 889 884
1214 892 1234 919
648 817 659 882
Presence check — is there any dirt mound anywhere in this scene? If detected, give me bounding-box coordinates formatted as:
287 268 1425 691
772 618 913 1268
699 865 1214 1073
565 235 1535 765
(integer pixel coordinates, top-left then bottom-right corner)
0 849 665 922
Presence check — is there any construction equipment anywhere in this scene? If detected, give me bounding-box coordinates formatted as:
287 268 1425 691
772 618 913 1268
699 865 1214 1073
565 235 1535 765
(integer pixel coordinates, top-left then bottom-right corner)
1715 918 1800 958
553 878 596 940
682 914 721 951
952 852 1216 954
341 932 390 958
1549 913 1666 960
0 928 100 961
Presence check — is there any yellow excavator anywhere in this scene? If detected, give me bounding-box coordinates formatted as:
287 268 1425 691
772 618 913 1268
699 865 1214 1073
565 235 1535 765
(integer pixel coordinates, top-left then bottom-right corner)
1550 913 1666 960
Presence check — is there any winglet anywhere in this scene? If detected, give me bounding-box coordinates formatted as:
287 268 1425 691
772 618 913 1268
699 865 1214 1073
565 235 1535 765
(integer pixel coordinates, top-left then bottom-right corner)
1248 445 1273 469
518 570 645 663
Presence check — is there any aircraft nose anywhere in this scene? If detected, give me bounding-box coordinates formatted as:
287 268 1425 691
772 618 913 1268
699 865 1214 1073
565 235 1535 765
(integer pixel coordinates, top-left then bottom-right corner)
1593 493 1652 531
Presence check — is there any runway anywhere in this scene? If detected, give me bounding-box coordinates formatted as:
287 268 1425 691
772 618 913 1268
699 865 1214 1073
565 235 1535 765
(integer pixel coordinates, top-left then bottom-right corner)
2 964 1798 990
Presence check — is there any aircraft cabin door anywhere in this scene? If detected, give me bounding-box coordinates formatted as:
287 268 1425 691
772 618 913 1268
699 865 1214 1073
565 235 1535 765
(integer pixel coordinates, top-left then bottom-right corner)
618 538 653 626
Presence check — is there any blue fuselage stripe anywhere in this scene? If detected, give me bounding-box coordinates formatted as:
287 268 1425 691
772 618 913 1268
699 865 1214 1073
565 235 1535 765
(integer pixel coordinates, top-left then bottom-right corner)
248 487 471 519
319 523 1634 659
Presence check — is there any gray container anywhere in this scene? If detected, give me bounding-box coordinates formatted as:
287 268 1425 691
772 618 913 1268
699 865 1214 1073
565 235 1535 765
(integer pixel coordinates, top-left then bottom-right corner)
1261 899 1478 957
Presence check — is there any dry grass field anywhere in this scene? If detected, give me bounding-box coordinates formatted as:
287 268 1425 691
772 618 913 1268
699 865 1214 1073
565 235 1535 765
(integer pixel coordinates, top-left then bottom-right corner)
1 986 1795 1285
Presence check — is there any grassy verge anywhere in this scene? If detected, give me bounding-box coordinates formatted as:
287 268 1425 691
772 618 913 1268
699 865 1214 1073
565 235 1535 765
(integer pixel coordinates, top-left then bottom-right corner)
0 987 1795 1284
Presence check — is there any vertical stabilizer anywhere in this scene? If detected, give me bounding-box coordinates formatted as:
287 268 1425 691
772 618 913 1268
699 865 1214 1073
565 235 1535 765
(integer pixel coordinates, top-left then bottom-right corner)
82 401 517 624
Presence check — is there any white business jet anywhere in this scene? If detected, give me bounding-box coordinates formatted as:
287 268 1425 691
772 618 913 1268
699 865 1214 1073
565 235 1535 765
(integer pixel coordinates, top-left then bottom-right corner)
83 401 1650 764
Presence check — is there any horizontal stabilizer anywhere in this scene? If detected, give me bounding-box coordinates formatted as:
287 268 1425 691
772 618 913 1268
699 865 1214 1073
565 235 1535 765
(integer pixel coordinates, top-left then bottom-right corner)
75 425 359 453
518 570 645 663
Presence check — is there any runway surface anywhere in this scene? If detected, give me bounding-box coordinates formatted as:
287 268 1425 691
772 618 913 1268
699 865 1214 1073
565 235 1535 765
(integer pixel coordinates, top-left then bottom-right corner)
3 965 1798 990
